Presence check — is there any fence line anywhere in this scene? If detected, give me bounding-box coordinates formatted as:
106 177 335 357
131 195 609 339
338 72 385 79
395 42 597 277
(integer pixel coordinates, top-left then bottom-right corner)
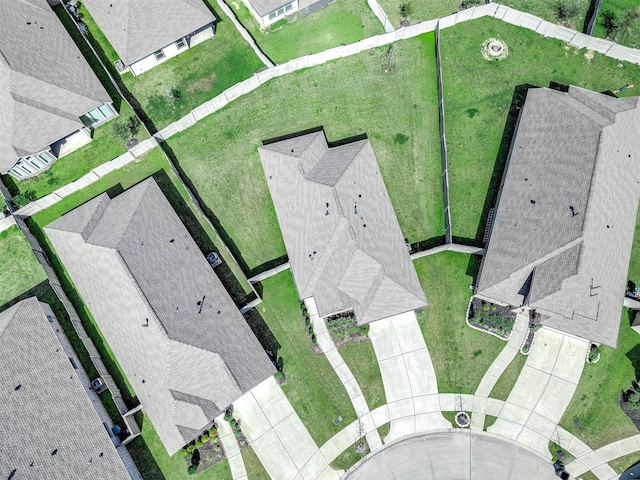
585 0 603 36
0 215 16 234
367 0 395 33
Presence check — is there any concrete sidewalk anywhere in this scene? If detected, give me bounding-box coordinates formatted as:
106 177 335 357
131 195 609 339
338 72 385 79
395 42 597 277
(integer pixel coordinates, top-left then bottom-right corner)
233 377 339 480
306 298 382 450
488 328 589 458
472 314 529 430
369 311 450 442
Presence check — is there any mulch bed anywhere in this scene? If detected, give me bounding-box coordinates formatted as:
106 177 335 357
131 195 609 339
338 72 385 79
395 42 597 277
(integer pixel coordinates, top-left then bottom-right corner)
467 297 516 339
299 302 324 354
229 418 250 450
183 424 226 473
326 311 370 349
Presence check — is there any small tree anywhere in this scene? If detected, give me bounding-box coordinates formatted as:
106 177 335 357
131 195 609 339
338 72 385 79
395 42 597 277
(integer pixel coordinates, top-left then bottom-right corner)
354 417 368 457
399 3 412 21
126 115 141 139
112 120 130 142
383 45 397 73
554 0 580 23
187 464 198 475
601 10 619 38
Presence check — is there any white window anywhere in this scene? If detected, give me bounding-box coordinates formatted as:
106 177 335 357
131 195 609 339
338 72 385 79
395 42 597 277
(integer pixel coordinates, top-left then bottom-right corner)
277 7 284 15
285 3 292 11
154 50 165 61
176 38 186 49
38 152 52 164
29 157 42 170
10 168 24 177
20 164 33 174
98 104 115 119
269 11 277 19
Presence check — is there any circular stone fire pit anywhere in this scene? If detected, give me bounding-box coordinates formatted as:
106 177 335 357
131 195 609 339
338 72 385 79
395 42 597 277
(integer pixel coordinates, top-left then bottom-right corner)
455 411 470 428
482 38 509 61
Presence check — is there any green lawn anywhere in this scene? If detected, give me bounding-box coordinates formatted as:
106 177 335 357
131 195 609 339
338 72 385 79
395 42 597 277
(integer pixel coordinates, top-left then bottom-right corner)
484 415 497 430
441 17 640 243
378 423 391 442
242 447 269 480
227 0 384 64
72 1 264 131
610 451 640 473
579 472 599 480
0 225 47 308
499 0 590 30
340 341 386 411
167 33 442 273
251 270 356 446
376 0 462 28
128 412 232 480
329 439 368 470
593 0 640 48
489 349 527 401
414 251 506 394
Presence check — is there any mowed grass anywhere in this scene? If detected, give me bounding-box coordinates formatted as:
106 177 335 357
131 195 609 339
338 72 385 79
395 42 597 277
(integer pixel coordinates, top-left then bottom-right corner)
340 340 386 410
610 452 640 473
227 0 384 64
242 447 270 480
489 350 527 401
255 271 356 446
167 33 442 273
593 0 640 48
499 0 589 30
441 17 640 243
0 225 47 308
376 0 461 28
414 252 505 394
128 412 232 480
76 0 265 130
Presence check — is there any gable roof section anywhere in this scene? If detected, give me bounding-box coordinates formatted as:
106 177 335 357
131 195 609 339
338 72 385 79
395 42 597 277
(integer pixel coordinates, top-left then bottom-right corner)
0 298 129 479
246 0 293 17
82 0 216 66
0 0 112 171
45 178 275 454
260 131 427 324
476 86 640 347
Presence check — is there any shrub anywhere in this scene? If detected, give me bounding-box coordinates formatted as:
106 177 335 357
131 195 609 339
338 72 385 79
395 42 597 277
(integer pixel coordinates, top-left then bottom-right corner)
483 303 490 311
112 120 130 141
211 435 219 443
208 428 217 436
12 190 37 209
308 327 314 335
629 393 640 404
602 10 619 37
187 464 198 475
180 449 188 457
224 410 232 421
214 446 222 453
274 371 283 380
554 0 581 23
305 318 311 326
235 430 243 437
230 419 238 428
312 336 317 344
588 345 601 362
187 444 195 453
170 87 182 102
201 435 209 444
195 440 203 448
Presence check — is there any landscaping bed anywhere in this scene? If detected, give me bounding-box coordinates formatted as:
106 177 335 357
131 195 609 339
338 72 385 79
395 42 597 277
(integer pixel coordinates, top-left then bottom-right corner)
326 311 370 349
299 301 322 354
467 297 516 339
620 381 640 432
180 425 226 474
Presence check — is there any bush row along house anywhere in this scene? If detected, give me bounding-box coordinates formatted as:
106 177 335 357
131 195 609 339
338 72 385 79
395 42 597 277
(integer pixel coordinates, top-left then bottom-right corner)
475 86 640 348
0 0 116 180
45 178 275 456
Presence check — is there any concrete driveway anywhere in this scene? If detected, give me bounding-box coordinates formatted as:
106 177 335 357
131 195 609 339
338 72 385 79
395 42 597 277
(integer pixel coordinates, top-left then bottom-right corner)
345 430 557 479
369 311 450 441
488 328 589 458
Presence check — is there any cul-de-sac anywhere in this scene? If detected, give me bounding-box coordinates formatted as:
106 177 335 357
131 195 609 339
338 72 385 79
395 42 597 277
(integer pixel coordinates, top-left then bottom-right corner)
3 0 640 479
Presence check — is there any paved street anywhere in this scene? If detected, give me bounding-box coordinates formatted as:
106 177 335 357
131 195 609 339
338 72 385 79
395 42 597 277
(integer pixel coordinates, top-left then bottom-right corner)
345 430 557 479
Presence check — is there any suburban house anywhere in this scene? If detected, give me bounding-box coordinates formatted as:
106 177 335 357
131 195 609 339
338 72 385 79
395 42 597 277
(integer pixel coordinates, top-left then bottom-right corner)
44 178 275 455
259 130 427 325
82 0 217 76
0 0 116 180
475 86 640 348
243 0 299 28
0 297 129 479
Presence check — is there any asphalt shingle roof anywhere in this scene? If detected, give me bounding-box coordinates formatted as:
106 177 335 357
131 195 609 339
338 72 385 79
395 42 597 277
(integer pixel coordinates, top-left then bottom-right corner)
476 86 640 347
45 178 275 455
82 0 216 66
246 0 294 17
0 298 129 480
0 0 112 172
260 131 427 324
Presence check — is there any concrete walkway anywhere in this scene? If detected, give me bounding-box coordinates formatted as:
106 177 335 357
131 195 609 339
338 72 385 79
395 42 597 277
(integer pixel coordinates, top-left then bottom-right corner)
306 298 382 450
471 314 529 430
369 311 450 443
233 377 339 480
216 418 246 480
488 328 589 459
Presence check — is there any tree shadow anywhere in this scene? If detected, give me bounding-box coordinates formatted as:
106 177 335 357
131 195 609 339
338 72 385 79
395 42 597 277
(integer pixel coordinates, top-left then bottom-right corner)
626 344 640 380
453 84 538 247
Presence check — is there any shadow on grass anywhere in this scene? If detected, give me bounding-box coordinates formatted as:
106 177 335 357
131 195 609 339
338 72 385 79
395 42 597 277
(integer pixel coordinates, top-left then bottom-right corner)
243 308 281 362
127 413 167 480
466 254 482 286
626 344 640 380
452 83 537 248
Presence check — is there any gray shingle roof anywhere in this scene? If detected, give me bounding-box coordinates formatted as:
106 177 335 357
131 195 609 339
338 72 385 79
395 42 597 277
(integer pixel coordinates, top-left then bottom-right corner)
476 86 640 347
246 0 293 17
260 131 427 324
0 0 112 172
82 0 216 66
45 178 275 455
0 298 129 480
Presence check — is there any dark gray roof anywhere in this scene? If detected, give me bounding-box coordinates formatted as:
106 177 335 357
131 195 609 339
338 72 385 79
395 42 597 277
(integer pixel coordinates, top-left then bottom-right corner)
476 86 640 347
0 0 112 171
82 0 216 66
0 298 129 479
45 178 275 455
246 0 293 17
260 132 427 324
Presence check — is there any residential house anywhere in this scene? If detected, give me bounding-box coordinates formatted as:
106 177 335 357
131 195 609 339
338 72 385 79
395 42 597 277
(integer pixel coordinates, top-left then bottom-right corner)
259 130 427 325
475 86 640 347
45 178 275 455
0 0 116 180
82 0 217 76
0 297 130 479
242 0 299 28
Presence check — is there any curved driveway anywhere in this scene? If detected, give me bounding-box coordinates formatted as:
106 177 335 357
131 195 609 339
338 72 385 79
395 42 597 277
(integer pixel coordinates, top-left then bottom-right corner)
345 430 557 480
